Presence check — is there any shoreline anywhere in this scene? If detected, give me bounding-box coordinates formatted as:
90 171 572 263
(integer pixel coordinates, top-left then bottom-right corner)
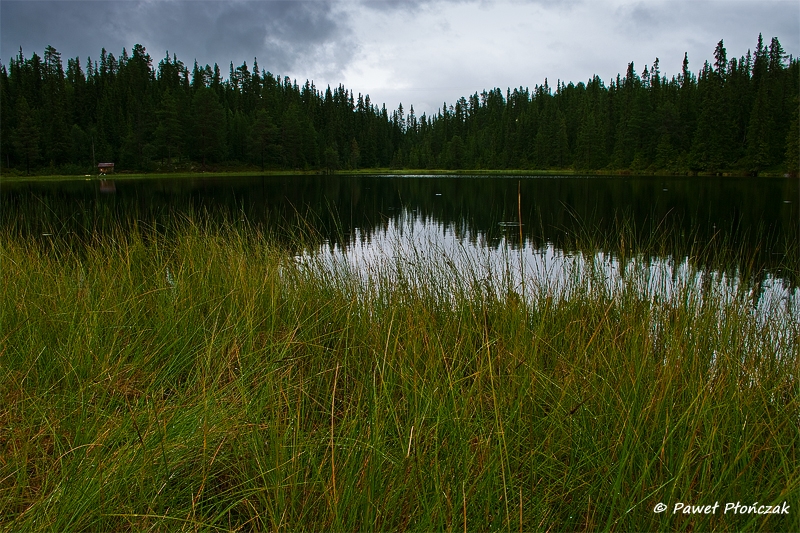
1 167 793 183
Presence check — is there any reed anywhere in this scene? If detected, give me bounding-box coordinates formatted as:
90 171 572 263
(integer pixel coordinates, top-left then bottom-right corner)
1 214 798 531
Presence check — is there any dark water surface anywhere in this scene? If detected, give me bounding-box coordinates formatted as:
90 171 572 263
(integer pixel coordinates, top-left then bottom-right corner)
3 173 798 287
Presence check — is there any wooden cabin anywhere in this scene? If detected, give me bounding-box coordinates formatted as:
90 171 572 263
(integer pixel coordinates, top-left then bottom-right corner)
98 163 115 175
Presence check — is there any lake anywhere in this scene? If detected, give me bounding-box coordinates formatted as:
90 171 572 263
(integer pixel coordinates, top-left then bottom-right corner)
3 174 798 306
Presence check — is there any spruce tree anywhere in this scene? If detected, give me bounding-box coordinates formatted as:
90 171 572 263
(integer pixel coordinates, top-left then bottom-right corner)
746 80 772 172
0 64 11 169
154 88 183 164
192 87 226 168
250 109 278 171
784 97 799 176
13 96 40 174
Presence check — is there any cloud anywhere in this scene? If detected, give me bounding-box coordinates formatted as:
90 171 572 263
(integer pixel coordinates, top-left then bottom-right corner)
1 0 355 77
1 0 797 117
357 0 582 11
605 1 799 73
337 0 798 116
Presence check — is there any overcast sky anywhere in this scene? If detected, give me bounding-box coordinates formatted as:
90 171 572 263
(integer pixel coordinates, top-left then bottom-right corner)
1 0 798 115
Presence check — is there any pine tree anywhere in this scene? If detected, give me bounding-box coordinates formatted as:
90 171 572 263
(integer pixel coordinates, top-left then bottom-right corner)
250 109 278 171
13 96 40 174
713 39 727 80
767 37 790 164
192 87 226 168
281 104 304 169
576 105 604 169
42 45 70 165
349 137 360 170
324 143 339 174
69 124 90 166
611 62 641 168
227 110 250 162
746 80 772 173
154 88 183 163
448 135 465 169
0 64 11 169
784 96 799 176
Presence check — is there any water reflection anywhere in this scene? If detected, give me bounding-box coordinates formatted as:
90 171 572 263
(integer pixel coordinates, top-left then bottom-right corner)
2 173 797 290
4 173 795 360
98 180 116 194
307 208 798 355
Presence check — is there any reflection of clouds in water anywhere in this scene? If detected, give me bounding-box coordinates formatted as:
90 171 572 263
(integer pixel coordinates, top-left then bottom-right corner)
304 209 799 358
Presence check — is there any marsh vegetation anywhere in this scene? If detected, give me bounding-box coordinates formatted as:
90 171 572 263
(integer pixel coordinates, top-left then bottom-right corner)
1 174 798 531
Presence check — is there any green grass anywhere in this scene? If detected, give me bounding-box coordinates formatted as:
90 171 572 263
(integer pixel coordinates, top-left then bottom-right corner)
1 215 798 531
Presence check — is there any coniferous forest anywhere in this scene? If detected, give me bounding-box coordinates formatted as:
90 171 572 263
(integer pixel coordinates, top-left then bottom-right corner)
1 34 797 176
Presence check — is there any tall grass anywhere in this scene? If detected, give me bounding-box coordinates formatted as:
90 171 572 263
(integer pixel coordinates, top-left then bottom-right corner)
1 214 798 531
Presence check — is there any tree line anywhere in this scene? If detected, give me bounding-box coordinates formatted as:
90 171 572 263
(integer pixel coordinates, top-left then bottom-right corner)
1 35 797 175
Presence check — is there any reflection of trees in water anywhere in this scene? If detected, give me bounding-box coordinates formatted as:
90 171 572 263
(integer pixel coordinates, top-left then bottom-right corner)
2 175 797 287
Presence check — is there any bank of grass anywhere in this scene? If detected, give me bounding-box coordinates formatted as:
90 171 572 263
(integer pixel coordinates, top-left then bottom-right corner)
1 217 798 532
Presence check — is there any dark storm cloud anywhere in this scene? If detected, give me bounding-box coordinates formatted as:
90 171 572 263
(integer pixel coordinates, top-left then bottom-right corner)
0 1 353 77
358 0 578 11
1 1 118 62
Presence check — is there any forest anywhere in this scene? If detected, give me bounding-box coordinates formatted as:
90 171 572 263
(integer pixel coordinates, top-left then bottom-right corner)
0 34 797 175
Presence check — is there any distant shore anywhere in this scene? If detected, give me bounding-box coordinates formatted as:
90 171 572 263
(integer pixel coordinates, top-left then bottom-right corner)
1 167 792 183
